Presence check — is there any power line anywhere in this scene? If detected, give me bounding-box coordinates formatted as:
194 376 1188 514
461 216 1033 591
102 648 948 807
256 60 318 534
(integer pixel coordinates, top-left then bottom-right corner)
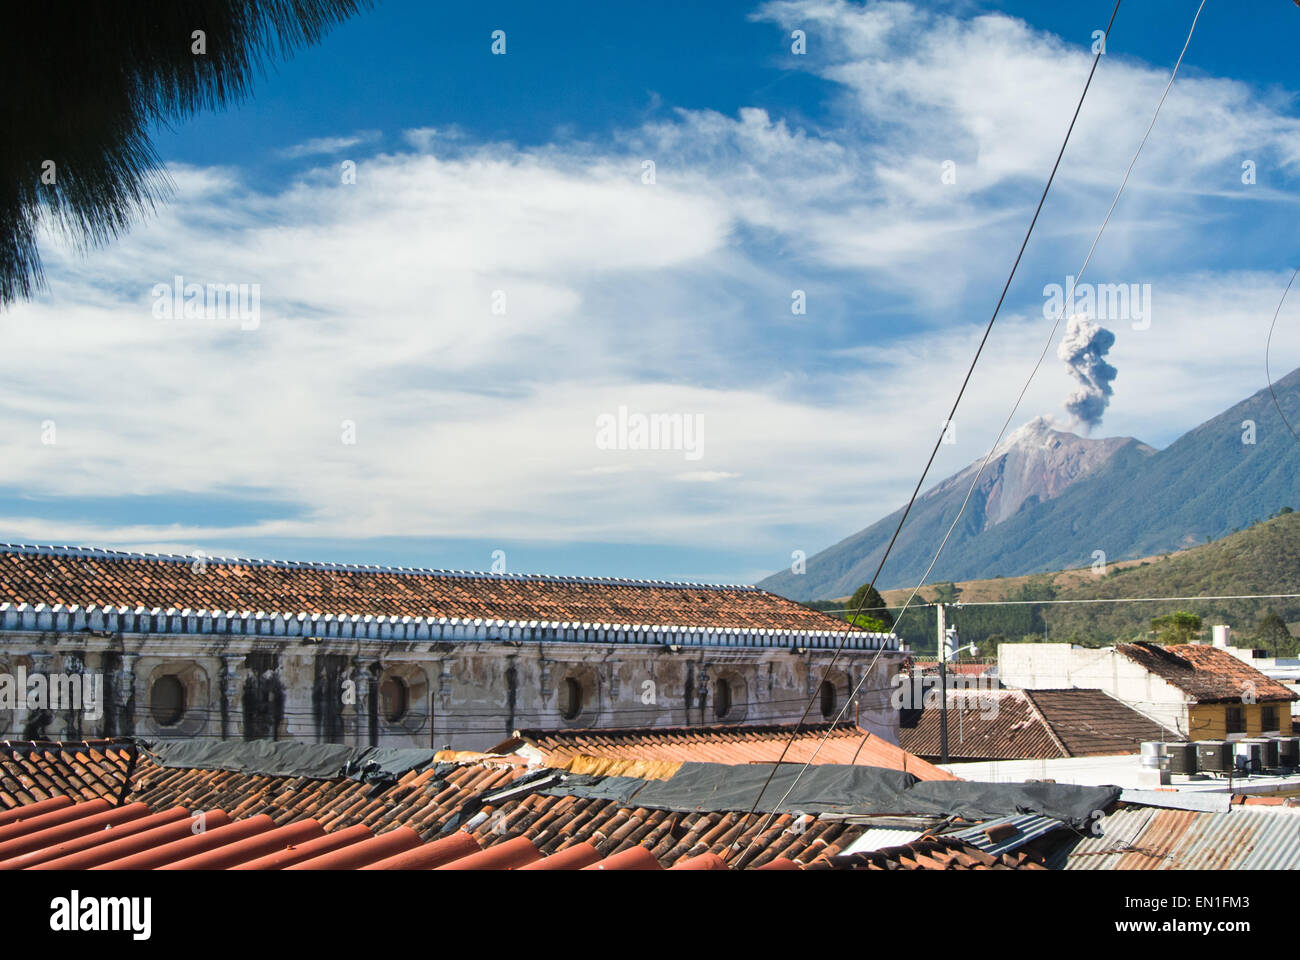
954 592 1300 607
828 0 1210 774
886 0 1208 646
822 590 1300 613
726 0 1128 863
1265 260 1300 446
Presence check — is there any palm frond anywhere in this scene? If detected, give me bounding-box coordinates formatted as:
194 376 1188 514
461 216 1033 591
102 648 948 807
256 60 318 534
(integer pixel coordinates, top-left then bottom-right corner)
0 0 376 306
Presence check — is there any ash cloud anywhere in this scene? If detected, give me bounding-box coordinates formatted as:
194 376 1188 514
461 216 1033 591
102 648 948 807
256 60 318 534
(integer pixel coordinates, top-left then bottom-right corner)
1057 315 1117 430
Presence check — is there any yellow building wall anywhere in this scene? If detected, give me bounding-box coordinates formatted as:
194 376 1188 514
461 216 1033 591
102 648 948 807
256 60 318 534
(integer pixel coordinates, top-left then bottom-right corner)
1187 702 1293 740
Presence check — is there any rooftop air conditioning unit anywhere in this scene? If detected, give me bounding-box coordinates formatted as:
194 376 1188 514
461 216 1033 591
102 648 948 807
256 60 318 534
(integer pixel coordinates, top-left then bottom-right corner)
1246 737 1280 770
1196 740 1233 774
1165 742 1197 775
1234 740 1266 775
1276 737 1300 770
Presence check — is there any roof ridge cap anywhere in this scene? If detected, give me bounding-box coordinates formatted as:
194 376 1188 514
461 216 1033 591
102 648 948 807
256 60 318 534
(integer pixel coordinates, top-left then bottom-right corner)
0 542 761 592
1020 690 1071 758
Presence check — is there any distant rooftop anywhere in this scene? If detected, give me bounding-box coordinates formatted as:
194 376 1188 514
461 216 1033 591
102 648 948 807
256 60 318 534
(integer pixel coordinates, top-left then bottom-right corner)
900 688 1178 761
492 723 956 781
0 543 898 648
1117 642 1297 703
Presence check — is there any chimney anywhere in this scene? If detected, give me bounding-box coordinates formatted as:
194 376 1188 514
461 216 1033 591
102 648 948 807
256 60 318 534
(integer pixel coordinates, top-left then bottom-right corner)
1212 625 1230 649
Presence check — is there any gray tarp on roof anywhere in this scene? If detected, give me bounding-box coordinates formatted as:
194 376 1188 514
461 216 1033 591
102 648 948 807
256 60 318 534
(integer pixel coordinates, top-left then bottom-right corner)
341 747 443 783
540 762 1119 829
143 739 440 782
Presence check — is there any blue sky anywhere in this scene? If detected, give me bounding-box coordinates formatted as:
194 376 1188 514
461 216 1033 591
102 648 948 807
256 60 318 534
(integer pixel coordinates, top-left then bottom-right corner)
3 0 1300 583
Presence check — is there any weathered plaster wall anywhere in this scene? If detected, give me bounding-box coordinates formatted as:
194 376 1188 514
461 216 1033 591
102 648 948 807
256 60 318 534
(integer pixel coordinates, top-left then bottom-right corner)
0 632 904 751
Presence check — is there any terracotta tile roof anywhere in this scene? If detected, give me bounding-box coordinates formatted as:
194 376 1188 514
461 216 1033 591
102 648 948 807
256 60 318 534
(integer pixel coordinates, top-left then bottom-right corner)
0 739 137 810
1116 642 1298 703
1020 689 1178 757
0 765 876 869
0 793 1051 870
911 661 995 676
897 688 1180 761
899 689 1062 761
1 795 1048 870
0 738 1064 870
0 545 849 633
493 723 958 781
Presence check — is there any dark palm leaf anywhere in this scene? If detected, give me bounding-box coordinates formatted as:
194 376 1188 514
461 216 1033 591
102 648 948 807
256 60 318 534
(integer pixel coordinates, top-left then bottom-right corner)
0 0 375 306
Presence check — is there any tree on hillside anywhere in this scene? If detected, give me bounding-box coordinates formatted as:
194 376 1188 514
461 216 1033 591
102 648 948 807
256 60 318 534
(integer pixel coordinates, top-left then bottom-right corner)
847 582 894 631
1149 611 1202 645
931 581 962 604
1254 610 1297 657
1 1 374 305
847 613 892 633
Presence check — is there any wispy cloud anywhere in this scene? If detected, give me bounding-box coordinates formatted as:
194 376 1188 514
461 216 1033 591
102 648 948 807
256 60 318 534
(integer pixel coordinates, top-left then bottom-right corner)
3 1 1299 574
277 130 381 159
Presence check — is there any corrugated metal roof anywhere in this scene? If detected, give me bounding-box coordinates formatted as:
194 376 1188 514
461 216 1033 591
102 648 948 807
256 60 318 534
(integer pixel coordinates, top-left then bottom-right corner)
1060 806 1300 870
840 827 926 854
948 814 1066 857
827 834 1049 870
1118 789 1231 813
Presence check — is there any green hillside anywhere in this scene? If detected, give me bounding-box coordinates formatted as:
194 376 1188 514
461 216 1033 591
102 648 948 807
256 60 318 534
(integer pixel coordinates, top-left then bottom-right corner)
832 510 1300 654
1036 509 1300 647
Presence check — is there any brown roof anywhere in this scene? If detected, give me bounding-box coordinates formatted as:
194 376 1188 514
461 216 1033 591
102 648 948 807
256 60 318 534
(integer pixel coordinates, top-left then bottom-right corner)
0 738 1044 870
911 662 995 676
897 688 1179 761
1116 642 1298 704
494 723 957 780
1021 689 1178 757
0 546 848 632
0 740 135 810
899 690 1061 761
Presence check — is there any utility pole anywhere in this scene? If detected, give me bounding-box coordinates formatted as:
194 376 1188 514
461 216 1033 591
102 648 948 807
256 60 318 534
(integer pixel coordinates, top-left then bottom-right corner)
937 603 948 765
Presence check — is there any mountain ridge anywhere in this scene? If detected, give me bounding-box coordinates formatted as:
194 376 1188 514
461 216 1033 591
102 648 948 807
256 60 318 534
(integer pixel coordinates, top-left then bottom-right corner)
759 367 1300 601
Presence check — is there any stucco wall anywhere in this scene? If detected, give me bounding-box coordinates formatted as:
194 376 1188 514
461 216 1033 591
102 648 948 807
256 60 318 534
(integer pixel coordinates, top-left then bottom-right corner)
0 632 903 751
998 642 1190 736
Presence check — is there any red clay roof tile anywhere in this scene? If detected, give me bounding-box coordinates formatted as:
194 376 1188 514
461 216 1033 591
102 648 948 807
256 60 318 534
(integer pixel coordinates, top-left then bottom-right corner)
499 723 956 780
0 547 852 632
1117 643 1297 703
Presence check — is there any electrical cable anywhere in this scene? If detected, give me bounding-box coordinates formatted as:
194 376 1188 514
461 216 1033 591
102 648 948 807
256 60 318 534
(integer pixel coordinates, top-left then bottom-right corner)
1265 261 1300 445
725 0 1128 864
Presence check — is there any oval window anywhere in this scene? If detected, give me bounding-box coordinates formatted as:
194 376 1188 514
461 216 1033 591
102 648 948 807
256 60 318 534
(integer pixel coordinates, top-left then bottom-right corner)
150 675 186 726
379 676 408 723
560 677 583 720
715 678 732 720
818 680 836 720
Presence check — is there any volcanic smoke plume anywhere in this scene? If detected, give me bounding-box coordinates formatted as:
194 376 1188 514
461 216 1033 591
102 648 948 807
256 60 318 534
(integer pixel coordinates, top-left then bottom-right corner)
1057 315 1117 430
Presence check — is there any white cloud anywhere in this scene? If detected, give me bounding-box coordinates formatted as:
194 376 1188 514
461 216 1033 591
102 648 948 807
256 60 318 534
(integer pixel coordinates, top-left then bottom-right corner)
277 131 380 159
2 1 1300 573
